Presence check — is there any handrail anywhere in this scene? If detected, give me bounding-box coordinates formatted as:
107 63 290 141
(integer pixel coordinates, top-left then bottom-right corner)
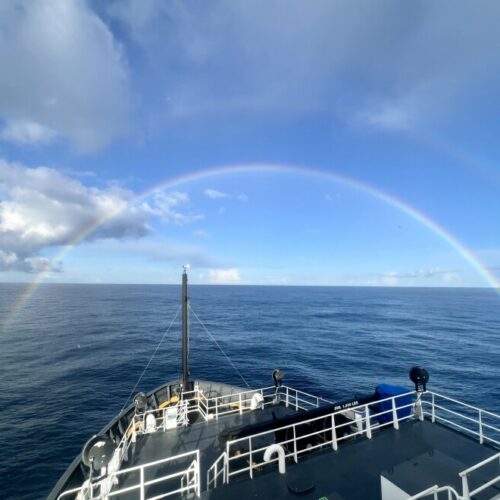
407 484 461 499
207 451 228 489
58 450 200 499
421 391 500 447
459 451 500 499
215 391 414 484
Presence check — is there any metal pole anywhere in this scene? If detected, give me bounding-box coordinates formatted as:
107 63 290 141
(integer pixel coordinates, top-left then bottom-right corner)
182 268 190 391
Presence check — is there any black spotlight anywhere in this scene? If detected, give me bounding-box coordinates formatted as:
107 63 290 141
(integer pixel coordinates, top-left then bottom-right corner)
272 369 284 388
134 392 148 413
409 366 429 392
82 434 115 471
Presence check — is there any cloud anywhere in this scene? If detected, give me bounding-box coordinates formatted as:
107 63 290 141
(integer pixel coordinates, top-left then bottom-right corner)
153 191 204 224
204 189 230 200
377 268 459 285
88 238 216 268
0 160 153 272
105 1 500 131
206 268 240 284
192 229 210 238
204 189 248 201
0 119 58 145
0 0 131 152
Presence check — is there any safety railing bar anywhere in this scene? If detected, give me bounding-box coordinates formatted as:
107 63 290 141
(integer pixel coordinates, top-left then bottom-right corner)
209 386 275 402
480 422 500 433
482 435 500 446
468 475 500 496
430 403 483 425
429 391 500 419
459 451 500 476
407 484 461 500
433 414 479 437
112 450 199 476
231 414 409 463
108 483 141 496
226 392 413 445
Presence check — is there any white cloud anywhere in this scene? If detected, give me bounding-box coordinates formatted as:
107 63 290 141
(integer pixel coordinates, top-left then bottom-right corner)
204 189 248 202
204 189 230 200
0 160 153 272
153 191 204 225
106 1 500 131
358 104 411 131
207 268 240 284
87 238 216 268
193 229 210 238
0 0 131 152
0 119 58 145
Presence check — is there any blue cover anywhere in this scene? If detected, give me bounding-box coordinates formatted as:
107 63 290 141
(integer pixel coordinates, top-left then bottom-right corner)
374 384 412 424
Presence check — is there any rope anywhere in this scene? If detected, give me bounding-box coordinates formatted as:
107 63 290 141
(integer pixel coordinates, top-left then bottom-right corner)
189 305 250 388
120 304 182 413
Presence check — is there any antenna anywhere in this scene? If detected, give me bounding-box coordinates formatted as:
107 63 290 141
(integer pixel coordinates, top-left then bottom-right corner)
182 266 190 391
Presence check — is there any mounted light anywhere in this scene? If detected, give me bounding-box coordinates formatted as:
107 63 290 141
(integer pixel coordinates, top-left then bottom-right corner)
134 392 148 413
273 369 284 388
409 366 429 392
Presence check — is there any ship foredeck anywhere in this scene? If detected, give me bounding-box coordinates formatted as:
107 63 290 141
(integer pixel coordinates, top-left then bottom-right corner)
55 385 500 500
117 403 298 496
203 418 500 499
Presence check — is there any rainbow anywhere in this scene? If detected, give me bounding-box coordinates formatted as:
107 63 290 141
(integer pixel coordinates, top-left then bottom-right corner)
3 163 498 331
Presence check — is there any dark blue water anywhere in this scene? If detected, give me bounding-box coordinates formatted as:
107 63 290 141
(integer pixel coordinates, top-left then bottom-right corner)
0 285 499 499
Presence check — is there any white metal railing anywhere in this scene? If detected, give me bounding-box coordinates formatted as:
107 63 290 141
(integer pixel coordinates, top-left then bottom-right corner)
181 385 332 423
459 451 500 499
207 391 414 488
407 484 461 499
207 451 228 489
58 450 200 499
421 391 500 447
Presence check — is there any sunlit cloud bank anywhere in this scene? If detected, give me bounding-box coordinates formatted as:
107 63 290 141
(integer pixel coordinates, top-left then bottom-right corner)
0 0 130 152
0 160 203 273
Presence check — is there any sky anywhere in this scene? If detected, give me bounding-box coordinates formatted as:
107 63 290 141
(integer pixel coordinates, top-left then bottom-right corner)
0 0 500 287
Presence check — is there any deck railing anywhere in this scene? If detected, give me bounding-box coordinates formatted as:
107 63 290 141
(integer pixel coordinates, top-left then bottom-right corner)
207 391 414 488
459 451 500 499
58 450 200 499
421 391 500 447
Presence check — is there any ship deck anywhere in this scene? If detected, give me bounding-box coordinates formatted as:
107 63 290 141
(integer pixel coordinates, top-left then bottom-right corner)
113 403 299 498
201 419 500 500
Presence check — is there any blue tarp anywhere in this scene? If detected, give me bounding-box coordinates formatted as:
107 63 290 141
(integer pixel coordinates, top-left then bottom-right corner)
374 384 412 424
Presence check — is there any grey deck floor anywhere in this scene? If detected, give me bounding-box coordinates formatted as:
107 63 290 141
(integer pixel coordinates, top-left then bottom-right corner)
113 404 298 498
203 419 500 500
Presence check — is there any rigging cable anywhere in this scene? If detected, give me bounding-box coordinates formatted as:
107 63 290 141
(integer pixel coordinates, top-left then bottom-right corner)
120 303 182 414
190 304 250 388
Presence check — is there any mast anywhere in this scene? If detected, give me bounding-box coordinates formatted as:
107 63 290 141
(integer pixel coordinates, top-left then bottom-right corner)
182 266 190 390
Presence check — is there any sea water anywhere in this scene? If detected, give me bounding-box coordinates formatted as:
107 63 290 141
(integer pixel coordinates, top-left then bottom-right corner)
0 284 499 499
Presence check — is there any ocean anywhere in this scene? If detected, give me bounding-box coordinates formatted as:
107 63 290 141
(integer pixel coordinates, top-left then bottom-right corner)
0 284 499 499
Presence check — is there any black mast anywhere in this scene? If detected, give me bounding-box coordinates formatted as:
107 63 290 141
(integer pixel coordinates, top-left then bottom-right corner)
182 266 189 390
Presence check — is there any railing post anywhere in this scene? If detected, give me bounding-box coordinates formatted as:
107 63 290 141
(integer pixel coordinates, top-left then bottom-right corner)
331 414 338 451
226 443 230 484
140 467 145 500
431 393 435 423
215 398 219 420
293 425 298 462
249 438 253 479
461 474 470 500
295 391 298 411
365 406 372 439
132 416 137 443
286 386 289 408
239 393 243 415
478 409 483 444
392 397 400 430
196 450 201 497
